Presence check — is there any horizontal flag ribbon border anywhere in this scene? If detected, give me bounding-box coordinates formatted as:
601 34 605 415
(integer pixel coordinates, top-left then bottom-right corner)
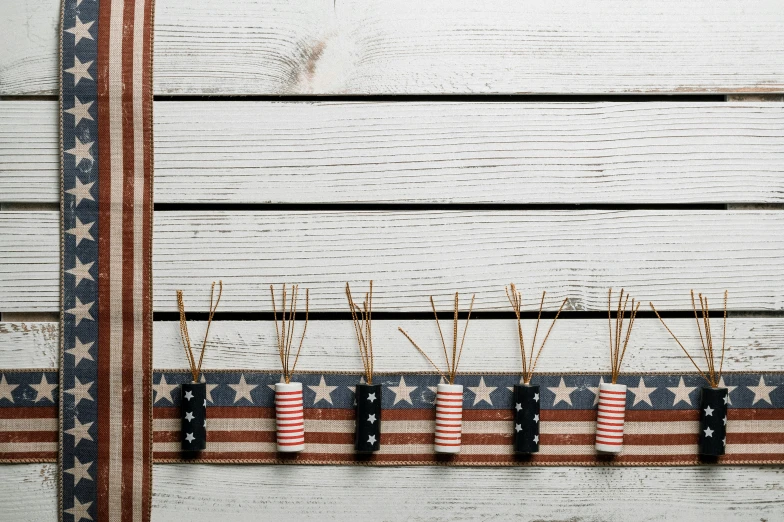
2 370 783 466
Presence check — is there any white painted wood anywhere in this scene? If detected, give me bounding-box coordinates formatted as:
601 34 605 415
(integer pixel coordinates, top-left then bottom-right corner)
3 210 784 312
4 100 784 204
0 101 59 203
2 317 783 373
4 0 784 95
0 322 58 368
2 464 783 521
0 464 57 522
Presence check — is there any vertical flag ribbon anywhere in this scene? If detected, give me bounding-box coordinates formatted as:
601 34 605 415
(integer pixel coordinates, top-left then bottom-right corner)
60 0 155 519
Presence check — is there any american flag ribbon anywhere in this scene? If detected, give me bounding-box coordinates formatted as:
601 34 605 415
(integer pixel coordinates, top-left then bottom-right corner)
59 0 154 519
3 371 783 466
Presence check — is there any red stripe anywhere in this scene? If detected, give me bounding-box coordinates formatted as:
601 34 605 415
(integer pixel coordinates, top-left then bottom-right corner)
120 0 137 517
0 406 58 419
0 431 58 443
0 447 58 458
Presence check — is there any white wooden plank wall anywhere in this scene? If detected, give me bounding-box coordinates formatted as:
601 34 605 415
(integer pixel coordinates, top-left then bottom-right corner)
2 100 784 204
2 0 784 95
1 0 784 520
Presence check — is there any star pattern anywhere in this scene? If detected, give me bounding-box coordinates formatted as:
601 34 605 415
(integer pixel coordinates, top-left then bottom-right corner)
199 374 219 403
64 96 94 127
66 418 94 447
65 257 95 287
181 384 207 451
64 497 93 522
468 376 496 406
64 137 94 166
153 375 178 405
65 56 94 86
65 297 95 327
307 376 338 405
547 377 577 406
628 377 657 407
584 377 610 407
65 16 95 45
699 387 728 456
64 456 93 487
355 384 381 452
747 376 777 406
717 377 737 405
66 177 96 207
668 377 696 407
513 384 541 453
65 217 95 246
0 375 19 403
388 376 417 406
229 374 258 404
66 377 94 407
66 337 94 366
31 374 57 403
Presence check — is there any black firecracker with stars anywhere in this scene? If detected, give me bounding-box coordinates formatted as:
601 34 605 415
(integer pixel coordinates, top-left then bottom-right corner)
181 382 207 452
355 383 381 452
513 384 540 453
699 386 727 456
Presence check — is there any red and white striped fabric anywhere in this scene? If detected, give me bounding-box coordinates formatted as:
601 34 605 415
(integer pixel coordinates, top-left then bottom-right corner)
595 382 628 453
274 382 305 452
435 384 464 453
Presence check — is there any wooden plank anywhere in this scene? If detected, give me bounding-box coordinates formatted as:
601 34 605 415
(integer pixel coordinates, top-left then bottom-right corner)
4 100 784 204
2 464 783 521
3 0 784 96
0 101 59 203
2 210 784 312
2 318 784 373
0 465 57 522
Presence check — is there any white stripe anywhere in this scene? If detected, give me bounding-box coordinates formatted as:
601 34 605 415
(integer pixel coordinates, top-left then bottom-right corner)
0 442 58 453
108 0 125 518
0 419 59 431
132 0 147 520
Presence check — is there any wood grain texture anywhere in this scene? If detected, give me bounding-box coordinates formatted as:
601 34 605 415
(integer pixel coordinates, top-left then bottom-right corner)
3 0 784 95
4 100 784 204
3 210 784 312
2 464 784 521
2 318 784 373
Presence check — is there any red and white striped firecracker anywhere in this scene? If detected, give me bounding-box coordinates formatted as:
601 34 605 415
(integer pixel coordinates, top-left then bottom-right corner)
435 383 464 453
274 382 305 452
595 381 627 453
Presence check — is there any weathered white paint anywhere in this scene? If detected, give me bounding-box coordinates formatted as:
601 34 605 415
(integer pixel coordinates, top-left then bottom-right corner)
3 210 784 312
3 0 784 96
2 318 784 374
3 100 784 204
2 464 784 521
